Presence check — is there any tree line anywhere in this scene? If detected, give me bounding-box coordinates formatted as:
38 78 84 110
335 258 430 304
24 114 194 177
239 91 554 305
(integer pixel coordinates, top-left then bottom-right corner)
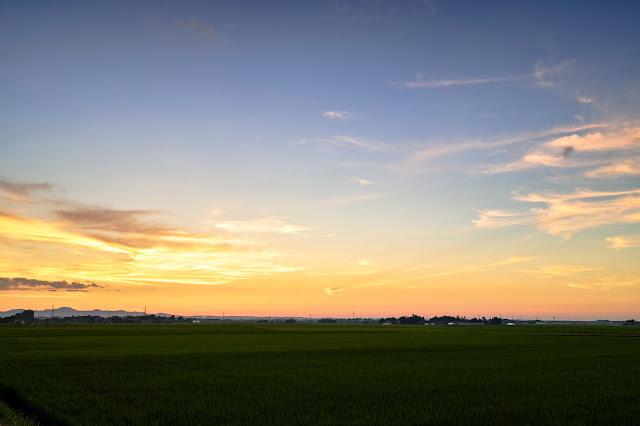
378 314 503 325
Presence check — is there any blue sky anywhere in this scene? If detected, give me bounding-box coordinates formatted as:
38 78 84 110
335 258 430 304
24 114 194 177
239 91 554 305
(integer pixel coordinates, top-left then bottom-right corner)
1 1 639 318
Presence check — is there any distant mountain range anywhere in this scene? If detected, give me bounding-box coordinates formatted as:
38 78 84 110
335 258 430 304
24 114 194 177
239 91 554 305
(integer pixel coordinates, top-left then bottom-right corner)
0 307 149 318
0 307 298 320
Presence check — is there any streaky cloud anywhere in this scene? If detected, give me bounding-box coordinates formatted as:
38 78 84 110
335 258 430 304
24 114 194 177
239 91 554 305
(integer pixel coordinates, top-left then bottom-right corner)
474 188 640 238
324 256 533 295
212 216 309 235
353 178 376 186
518 265 601 277
567 278 639 290
483 125 640 174
299 135 392 152
0 277 103 292
1 199 302 288
605 235 640 250
56 206 169 234
408 122 609 163
586 158 640 178
0 177 55 203
288 192 389 209
531 59 575 87
322 111 352 120
393 75 521 89
546 126 640 152
393 59 574 90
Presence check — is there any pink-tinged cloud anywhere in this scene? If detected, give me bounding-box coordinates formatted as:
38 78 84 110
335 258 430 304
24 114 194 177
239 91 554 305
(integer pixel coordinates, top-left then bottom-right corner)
605 236 640 250
483 125 640 174
353 178 376 186
546 126 640 152
408 122 609 163
474 188 640 238
586 158 640 178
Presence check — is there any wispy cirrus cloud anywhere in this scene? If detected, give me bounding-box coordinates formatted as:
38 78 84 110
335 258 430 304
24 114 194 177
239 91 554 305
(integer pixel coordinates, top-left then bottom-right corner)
586 158 640 179
322 110 352 120
211 216 309 235
393 59 574 90
0 177 55 203
545 126 640 152
0 277 103 292
471 210 532 229
296 135 392 152
325 287 346 295
519 265 601 277
484 125 640 174
289 192 389 210
56 206 169 234
0 181 302 289
324 256 533 295
532 59 575 87
392 74 520 89
407 122 609 164
419 256 534 279
0 209 299 287
353 178 376 186
474 188 640 238
567 277 639 290
0 211 132 254
484 151 596 174
605 235 640 250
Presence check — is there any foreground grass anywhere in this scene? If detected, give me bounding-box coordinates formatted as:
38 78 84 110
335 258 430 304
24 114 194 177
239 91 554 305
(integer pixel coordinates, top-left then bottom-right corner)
0 324 639 425
0 400 37 426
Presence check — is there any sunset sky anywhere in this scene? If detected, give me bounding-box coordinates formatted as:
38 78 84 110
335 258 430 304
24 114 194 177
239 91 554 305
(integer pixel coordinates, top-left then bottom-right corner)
1 1 639 319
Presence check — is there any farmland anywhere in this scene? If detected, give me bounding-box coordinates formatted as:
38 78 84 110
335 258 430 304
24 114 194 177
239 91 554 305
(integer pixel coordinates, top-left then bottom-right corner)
1 324 639 425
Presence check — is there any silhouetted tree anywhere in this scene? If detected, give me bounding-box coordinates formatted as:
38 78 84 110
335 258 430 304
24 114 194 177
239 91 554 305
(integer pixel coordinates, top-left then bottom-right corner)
398 314 426 325
487 317 502 325
15 310 35 323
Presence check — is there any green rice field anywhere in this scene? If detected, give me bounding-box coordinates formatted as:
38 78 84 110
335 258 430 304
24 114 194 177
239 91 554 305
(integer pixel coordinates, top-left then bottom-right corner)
1 324 639 425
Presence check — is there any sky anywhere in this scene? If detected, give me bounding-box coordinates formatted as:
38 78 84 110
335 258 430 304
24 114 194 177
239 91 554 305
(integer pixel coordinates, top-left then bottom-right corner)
1 0 639 319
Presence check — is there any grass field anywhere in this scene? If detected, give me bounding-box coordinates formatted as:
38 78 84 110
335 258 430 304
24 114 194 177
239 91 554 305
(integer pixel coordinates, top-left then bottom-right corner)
1 323 639 425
